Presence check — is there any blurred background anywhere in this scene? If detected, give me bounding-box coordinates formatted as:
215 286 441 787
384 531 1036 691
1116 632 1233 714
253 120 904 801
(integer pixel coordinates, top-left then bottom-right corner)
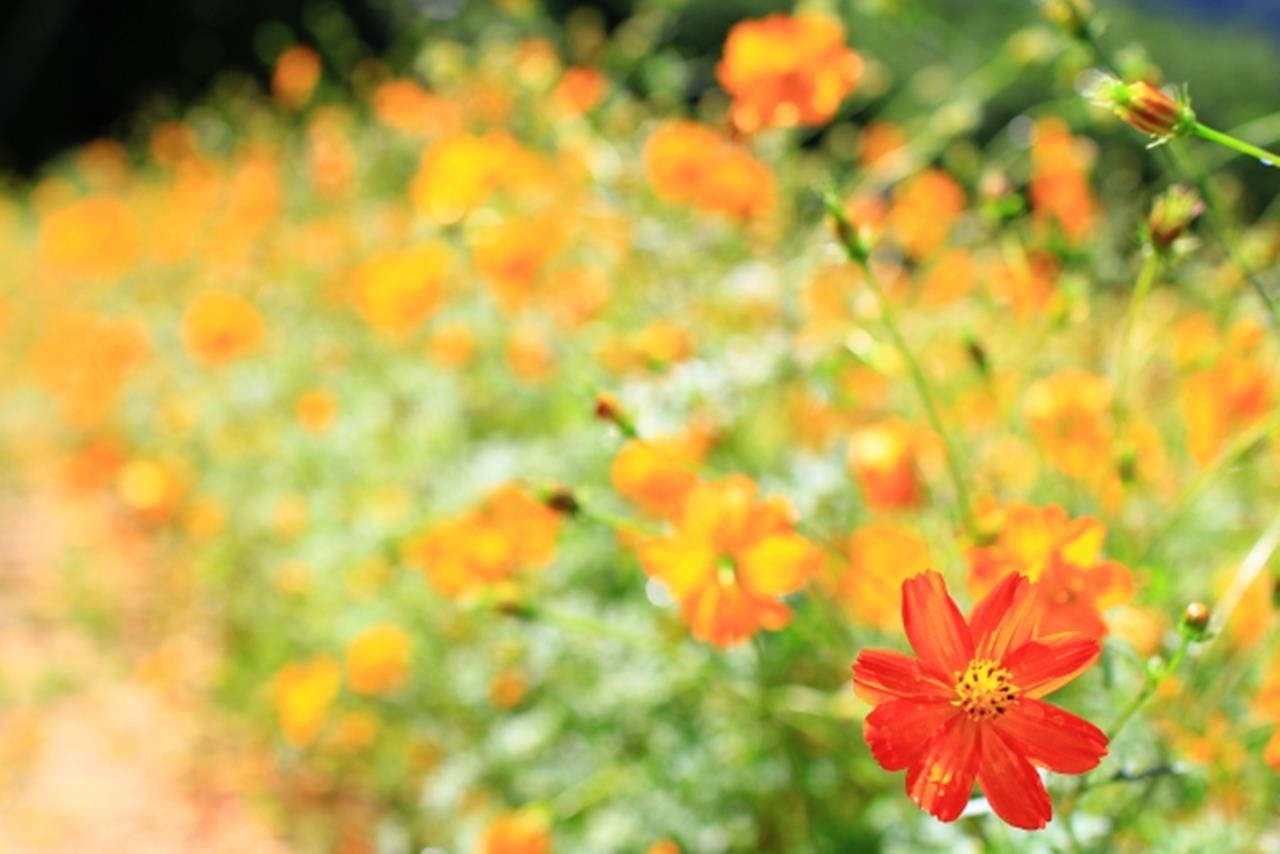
1 0 1278 174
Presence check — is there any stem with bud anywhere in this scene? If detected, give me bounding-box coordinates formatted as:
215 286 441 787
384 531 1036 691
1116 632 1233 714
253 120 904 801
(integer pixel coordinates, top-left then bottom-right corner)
823 191 977 537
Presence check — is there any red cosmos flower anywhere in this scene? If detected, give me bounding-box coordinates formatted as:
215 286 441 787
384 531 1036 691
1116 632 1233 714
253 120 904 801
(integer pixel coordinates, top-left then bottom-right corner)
852 571 1108 830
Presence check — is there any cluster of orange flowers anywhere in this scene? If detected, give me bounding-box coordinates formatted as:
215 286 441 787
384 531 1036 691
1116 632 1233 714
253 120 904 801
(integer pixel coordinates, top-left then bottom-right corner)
10 3 1280 849
410 485 564 598
643 120 776 221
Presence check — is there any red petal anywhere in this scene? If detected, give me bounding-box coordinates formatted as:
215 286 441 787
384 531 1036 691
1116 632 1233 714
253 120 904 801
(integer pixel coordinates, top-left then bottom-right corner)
977 726 1052 830
902 572 973 677
996 698 1108 774
969 572 1038 661
1003 633 1100 698
852 649 952 704
863 698 959 771
904 714 980 822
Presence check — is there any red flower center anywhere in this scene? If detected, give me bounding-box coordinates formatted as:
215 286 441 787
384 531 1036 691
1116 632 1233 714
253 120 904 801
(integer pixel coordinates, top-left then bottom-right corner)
953 658 1020 721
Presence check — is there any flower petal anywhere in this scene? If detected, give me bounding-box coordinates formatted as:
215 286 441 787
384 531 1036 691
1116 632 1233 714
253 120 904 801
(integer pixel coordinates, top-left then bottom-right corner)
902 571 974 677
1003 633 1100 698
995 698 1108 774
977 726 1052 830
636 536 714 597
738 533 819 596
852 649 952 705
969 572 1038 660
904 714 980 822
864 698 959 771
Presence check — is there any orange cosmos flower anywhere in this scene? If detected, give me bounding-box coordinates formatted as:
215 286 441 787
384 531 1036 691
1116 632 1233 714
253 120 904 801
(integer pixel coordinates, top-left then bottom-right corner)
887 169 966 261
410 132 507 224
411 484 563 597
62 436 127 493
609 431 710 521
847 420 924 512
472 215 565 312
30 311 148 427
1029 118 1097 244
552 66 607 115
920 248 976 307
981 246 1059 316
352 242 452 336
38 195 138 280
859 121 908 174
539 266 610 328
853 571 1107 829
272 656 341 748
1180 349 1270 465
372 78 461 135
479 808 551 854
181 290 265 365
345 624 412 696
117 457 184 523
296 388 338 433
506 324 556 384
427 322 477 368
717 13 861 133
1023 370 1113 479
490 668 528 709
636 476 823 647
272 45 322 109
967 503 1134 639
839 521 931 630
643 120 776 221
308 108 355 199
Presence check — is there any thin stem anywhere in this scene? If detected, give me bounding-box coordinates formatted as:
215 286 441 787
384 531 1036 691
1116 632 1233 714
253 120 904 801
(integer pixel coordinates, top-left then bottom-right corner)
1105 635 1189 742
1192 122 1280 166
1210 510 1280 633
1114 251 1161 417
1138 410 1280 562
1158 142 1280 329
825 197 977 536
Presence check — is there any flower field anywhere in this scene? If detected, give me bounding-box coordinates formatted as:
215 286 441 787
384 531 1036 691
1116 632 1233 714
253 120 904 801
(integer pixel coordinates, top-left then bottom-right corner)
2 1 1280 851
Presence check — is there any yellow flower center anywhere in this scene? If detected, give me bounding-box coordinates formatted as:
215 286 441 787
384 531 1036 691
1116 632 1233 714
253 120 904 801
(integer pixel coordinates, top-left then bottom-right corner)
953 658 1020 721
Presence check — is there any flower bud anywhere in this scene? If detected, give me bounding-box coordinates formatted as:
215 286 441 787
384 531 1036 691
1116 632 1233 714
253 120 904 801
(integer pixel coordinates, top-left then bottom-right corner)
823 189 871 264
1042 0 1092 40
1083 73 1196 141
594 392 637 437
1147 185 1204 250
1179 601 1211 640
544 484 580 516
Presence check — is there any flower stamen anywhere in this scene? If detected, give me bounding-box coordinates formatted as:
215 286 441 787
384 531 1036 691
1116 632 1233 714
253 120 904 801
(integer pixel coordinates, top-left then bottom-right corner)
953 658 1020 721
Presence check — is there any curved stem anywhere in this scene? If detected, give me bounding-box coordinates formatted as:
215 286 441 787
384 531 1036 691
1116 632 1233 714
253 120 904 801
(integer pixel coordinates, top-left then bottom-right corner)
1193 122 1280 166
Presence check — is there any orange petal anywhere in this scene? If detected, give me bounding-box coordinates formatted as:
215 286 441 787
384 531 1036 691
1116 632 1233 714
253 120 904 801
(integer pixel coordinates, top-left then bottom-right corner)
995 698 1108 774
1003 633 1100 698
902 571 974 677
977 726 1052 830
738 533 817 597
969 572 1038 660
852 649 952 705
864 698 959 771
905 714 980 822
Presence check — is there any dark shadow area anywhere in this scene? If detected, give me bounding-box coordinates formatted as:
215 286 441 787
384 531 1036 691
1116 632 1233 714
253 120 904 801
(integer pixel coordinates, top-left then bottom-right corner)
0 0 390 173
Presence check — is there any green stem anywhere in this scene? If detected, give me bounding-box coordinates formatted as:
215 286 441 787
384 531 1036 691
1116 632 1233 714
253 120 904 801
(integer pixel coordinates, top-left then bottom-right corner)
1159 142 1280 329
825 196 977 536
1060 634 1192 849
1138 410 1280 562
1192 122 1280 166
1105 635 1190 742
1114 252 1161 417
